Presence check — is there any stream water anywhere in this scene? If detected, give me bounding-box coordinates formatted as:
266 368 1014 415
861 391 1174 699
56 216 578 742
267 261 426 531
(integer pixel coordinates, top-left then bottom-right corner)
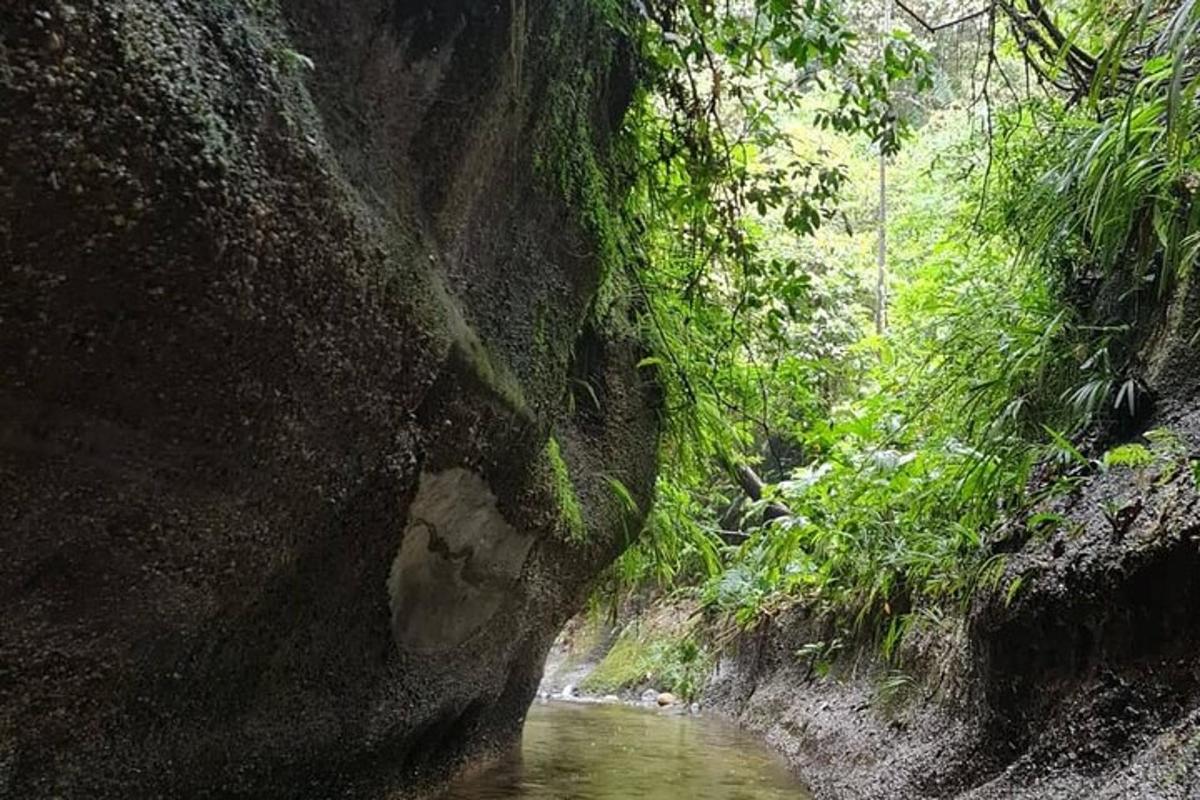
437 700 812 800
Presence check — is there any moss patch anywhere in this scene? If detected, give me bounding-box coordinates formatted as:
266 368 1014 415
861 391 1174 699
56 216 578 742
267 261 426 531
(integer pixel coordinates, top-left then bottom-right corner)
579 603 711 701
545 436 586 541
530 2 633 305
579 628 652 693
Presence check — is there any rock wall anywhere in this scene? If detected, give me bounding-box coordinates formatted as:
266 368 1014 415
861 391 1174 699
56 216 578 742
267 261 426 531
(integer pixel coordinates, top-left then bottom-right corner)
0 0 658 796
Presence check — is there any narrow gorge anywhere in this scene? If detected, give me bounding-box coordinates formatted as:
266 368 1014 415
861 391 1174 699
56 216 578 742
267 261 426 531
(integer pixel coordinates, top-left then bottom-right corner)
4 1 1200 799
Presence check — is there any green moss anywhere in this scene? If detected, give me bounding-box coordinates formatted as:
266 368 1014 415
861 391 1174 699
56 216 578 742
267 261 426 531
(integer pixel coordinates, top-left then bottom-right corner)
555 612 615 672
545 436 586 541
579 630 653 693
580 624 710 701
533 94 622 285
1102 443 1155 470
451 330 529 415
530 2 632 297
531 299 553 355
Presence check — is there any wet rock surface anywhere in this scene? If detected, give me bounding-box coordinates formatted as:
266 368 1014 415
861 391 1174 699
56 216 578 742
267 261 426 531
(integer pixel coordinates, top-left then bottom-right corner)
0 1 656 797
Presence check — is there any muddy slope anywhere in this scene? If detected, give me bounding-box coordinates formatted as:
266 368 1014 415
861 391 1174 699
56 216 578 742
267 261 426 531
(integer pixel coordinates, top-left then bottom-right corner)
708 274 1200 799
0 1 656 797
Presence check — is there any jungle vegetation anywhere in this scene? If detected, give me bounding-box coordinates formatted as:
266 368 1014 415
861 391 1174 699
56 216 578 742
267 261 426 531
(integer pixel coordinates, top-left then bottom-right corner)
596 0 1200 660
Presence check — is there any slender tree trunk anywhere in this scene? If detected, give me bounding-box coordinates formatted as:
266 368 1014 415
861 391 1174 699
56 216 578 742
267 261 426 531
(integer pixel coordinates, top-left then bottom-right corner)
717 454 791 527
876 152 888 335
876 0 892 337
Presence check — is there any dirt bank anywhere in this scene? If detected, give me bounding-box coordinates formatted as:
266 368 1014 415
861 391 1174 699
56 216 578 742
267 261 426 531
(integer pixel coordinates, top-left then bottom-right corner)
551 398 1200 798
706 402 1200 799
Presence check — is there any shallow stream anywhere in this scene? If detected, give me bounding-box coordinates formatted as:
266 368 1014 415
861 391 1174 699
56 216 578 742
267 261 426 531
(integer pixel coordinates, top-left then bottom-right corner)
437 700 812 799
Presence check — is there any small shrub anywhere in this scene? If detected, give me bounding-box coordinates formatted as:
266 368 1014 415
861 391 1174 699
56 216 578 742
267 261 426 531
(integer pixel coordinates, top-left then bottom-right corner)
1102 443 1154 470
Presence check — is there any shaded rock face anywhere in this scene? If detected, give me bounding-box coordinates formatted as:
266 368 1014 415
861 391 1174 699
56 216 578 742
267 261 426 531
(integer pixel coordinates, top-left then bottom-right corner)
389 469 535 653
0 0 658 797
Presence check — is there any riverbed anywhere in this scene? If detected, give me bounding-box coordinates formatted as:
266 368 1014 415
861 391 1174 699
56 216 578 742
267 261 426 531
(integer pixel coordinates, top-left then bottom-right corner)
437 700 812 799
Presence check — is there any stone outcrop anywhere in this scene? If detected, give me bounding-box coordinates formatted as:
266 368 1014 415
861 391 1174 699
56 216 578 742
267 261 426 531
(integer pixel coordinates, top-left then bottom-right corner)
0 0 658 796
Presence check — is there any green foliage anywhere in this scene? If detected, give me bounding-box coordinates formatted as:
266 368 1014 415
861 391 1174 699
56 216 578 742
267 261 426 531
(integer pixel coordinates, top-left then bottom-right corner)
987 0 1200 420
1147 427 1188 459
634 100 1089 646
580 625 710 702
875 669 918 712
653 637 708 702
1004 574 1026 608
278 48 314 71
591 0 1200 661
545 437 586 542
604 0 936 596
1102 443 1154 470
796 638 845 679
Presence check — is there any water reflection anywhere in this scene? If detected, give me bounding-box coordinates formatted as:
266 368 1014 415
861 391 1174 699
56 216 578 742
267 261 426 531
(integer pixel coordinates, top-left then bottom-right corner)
437 701 811 800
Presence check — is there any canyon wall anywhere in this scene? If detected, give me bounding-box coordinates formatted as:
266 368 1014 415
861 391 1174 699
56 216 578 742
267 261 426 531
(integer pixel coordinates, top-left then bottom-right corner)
0 0 658 795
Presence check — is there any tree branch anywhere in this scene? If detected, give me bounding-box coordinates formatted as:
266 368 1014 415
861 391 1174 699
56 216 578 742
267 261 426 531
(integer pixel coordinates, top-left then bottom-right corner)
894 0 991 34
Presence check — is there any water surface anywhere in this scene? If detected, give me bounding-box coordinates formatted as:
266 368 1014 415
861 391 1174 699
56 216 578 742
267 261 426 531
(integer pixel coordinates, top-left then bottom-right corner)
438 700 812 800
